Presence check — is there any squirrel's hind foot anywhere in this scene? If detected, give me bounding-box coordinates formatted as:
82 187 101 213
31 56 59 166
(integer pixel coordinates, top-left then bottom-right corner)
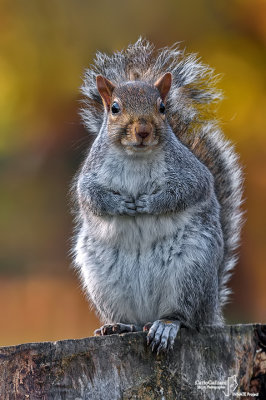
144 319 181 354
94 323 142 336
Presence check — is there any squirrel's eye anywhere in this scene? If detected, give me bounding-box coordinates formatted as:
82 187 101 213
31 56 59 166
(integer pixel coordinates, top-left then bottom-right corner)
159 101 165 114
111 102 120 114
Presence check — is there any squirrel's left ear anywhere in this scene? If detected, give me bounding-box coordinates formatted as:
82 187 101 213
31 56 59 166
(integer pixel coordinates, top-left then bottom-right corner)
154 72 172 102
96 75 116 110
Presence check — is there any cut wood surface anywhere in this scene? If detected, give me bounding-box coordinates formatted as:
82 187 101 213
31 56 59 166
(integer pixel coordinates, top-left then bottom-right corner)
0 324 265 399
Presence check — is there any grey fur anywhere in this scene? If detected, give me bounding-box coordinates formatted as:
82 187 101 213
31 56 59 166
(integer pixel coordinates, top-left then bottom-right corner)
73 38 243 347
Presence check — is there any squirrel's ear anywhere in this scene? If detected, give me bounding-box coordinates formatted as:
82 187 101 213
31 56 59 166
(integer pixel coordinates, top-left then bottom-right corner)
154 72 172 102
96 75 116 110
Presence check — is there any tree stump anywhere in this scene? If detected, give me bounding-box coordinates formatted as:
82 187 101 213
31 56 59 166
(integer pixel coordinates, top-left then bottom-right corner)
0 324 265 399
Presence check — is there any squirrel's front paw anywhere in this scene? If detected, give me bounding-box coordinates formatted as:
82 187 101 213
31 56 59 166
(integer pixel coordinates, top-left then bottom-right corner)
135 194 153 214
119 196 137 216
144 319 181 354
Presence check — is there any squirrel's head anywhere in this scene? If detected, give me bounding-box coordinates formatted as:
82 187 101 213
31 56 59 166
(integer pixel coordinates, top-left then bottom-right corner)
96 72 172 155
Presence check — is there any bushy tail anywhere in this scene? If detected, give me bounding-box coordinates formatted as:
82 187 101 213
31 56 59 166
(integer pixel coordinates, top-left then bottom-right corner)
183 123 244 306
81 37 244 307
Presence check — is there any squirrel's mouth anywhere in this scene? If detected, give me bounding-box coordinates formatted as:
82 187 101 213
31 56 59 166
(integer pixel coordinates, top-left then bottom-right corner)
120 133 159 152
126 141 159 153
132 141 158 150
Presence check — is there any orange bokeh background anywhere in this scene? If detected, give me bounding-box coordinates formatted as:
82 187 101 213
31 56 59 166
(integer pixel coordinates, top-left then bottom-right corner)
0 0 266 346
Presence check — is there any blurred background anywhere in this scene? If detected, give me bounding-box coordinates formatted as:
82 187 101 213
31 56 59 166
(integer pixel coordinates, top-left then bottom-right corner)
0 0 265 346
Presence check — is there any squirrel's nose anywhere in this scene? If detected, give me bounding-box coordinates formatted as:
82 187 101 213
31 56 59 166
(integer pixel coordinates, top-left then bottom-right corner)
135 123 152 139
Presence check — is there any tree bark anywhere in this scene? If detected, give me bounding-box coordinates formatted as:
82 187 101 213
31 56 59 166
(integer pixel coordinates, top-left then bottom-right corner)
0 324 265 400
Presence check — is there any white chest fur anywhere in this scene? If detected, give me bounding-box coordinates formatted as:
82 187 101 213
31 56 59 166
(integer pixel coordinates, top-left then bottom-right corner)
86 149 186 247
98 148 166 197
75 148 217 326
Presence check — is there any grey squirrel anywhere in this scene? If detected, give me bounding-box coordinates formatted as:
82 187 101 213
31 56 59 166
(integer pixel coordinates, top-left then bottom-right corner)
73 38 243 353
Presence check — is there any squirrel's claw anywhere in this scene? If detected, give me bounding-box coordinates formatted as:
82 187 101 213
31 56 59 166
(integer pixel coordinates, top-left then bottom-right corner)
94 324 113 336
145 319 181 354
94 322 141 336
